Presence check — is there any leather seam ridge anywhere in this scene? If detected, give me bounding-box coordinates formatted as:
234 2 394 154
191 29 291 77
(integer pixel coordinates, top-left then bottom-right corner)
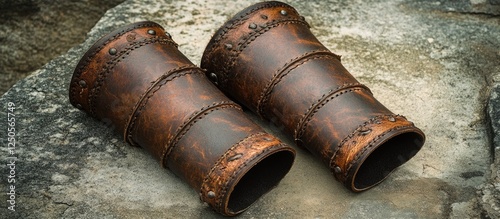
256 50 340 117
217 140 279 212
294 85 370 143
70 22 163 105
88 38 177 116
344 124 415 178
202 1 296 66
221 19 310 86
199 132 268 211
124 66 200 145
160 101 242 168
329 114 403 170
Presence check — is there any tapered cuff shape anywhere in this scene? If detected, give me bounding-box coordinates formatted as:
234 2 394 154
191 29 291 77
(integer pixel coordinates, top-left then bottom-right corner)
201 1 425 192
69 21 295 215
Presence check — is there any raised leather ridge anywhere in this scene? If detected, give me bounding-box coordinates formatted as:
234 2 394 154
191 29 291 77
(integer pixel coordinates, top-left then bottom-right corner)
201 1 425 192
69 21 295 216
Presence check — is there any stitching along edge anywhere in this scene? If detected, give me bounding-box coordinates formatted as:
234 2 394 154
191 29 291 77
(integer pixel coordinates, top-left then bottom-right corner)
198 132 285 214
199 132 267 211
160 101 243 168
344 121 413 178
293 84 371 145
203 1 297 65
88 37 177 116
220 19 309 86
328 114 411 180
70 22 163 105
124 65 200 146
216 144 277 213
256 50 340 117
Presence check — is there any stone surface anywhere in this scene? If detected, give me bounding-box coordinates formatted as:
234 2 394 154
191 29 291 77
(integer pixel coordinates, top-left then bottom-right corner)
0 0 125 95
485 70 500 218
0 0 499 218
406 0 500 16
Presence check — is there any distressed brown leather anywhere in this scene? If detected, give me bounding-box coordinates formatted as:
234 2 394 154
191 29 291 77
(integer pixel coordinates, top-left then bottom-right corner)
201 1 426 192
68 21 295 216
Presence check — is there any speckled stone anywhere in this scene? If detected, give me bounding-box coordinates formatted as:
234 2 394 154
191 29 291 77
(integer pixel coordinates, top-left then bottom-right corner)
0 0 125 95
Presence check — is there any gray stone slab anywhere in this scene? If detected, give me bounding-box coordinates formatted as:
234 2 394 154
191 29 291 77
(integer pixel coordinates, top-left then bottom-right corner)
0 0 125 95
485 73 500 218
1 0 499 218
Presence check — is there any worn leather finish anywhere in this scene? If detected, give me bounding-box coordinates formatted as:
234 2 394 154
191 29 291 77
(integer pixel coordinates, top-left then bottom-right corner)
69 21 295 216
201 1 426 192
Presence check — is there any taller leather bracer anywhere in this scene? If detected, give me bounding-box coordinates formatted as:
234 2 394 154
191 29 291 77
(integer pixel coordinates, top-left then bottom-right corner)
69 21 295 216
201 1 425 192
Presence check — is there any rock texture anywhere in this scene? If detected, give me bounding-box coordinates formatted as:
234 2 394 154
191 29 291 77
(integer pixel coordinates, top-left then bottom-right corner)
485 70 500 218
0 0 499 218
0 0 125 95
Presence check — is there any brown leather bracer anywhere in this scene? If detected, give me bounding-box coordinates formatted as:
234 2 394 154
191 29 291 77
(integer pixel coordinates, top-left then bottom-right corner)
201 1 425 192
69 21 295 216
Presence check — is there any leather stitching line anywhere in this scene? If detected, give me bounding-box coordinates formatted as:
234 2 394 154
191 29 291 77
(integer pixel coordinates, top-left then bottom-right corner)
202 2 296 66
124 65 200 145
220 19 309 86
327 114 407 178
125 69 199 147
344 124 414 178
199 132 268 210
256 50 340 117
329 115 402 172
217 141 283 211
160 101 242 168
88 37 177 116
70 22 163 105
294 85 370 144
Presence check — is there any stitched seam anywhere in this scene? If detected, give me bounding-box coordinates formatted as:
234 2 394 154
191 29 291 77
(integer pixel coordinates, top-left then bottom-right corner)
216 142 281 211
161 102 243 167
125 70 200 146
220 19 309 86
256 51 340 117
124 71 200 146
294 85 370 142
88 38 177 116
70 22 164 104
202 2 296 66
344 125 414 177
328 114 403 173
212 2 294 45
200 132 267 206
294 83 369 140
124 65 199 145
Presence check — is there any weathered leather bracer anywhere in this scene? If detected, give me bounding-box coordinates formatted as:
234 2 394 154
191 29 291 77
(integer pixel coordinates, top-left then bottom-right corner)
201 1 425 192
69 21 295 216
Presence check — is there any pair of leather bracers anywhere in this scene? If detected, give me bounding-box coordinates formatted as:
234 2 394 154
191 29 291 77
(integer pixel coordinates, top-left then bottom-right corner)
69 1 425 216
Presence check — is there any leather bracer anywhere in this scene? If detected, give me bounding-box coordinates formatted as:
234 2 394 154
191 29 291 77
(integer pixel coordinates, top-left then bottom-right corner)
69 21 295 215
201 1 425 192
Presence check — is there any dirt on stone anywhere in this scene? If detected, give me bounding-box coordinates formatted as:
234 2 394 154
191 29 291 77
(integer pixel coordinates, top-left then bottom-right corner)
0 0 125 95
